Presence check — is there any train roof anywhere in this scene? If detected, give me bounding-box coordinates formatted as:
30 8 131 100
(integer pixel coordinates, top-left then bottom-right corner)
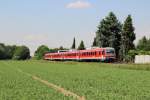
45 47 115 55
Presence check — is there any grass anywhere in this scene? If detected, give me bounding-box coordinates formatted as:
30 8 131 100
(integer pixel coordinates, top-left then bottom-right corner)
0 60 150 100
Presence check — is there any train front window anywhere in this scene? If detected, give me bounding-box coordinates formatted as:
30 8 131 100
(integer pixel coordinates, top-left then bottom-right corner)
106 49 115 54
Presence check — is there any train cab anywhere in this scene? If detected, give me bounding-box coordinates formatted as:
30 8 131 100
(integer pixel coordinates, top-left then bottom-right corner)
104 48 116 61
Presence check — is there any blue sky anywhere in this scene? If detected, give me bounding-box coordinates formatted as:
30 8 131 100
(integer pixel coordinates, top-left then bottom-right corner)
0 0 150 55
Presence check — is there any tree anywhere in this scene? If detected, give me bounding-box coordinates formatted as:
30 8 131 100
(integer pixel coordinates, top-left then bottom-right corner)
5 45 16 59
59 46 64 50
137 36 150 51
13 46 30 60
92 37 97 47
121 15 136 61
96 12 122 59
34 45 49 60
71 37 76 49
78 40 85 50
0 43 6 59
148 39 150 51
0 43 30 60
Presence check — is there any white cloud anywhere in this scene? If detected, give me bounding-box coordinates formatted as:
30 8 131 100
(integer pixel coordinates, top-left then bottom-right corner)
66 0 92 9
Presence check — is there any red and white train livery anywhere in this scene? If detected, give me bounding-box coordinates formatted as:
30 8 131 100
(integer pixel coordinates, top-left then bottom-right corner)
44 47 116 62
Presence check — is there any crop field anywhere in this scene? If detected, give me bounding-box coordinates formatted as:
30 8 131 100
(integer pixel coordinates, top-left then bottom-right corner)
0 61 150 100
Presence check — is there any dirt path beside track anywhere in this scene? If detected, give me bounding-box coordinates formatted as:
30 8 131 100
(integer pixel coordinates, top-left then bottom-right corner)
18 69 85 100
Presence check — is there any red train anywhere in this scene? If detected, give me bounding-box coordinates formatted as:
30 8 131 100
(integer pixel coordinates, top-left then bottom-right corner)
44 47 116 62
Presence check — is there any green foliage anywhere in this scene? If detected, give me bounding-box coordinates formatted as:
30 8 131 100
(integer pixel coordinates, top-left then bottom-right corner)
92 37 97 47
137 36 150 51
124 50 137 62
0 44 17 60
49 47 68 53
71 37 76 49
13 46 30 60
34 45 49 60
0 43 6 59
78 40 85 50
5 45 17 59
49 48 59 53
123 49 150 62
96 12 122 59
59 46 64 50
136 50 150 55
95 13 137 61
121 15 136 61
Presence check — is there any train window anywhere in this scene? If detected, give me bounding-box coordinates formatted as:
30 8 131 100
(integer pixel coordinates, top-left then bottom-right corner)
99 52 100 55
106 49 115 54
102 50 105 55
93 52 95 56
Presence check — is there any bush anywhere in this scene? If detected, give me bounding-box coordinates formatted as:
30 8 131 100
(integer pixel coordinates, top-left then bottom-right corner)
125 50 137 63
124 50 150 63
13 46 30 60
34 45 49 60
137 50 150 55
5 45 17 59
0 43 6 59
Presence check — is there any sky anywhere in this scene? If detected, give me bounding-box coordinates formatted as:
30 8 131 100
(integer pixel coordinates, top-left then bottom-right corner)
0 0 150 55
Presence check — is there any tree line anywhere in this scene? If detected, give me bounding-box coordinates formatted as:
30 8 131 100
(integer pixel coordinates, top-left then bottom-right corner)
92 12 136 61
137 36 150 51
0 12 149 61
92 12 149 62
0 43 30 60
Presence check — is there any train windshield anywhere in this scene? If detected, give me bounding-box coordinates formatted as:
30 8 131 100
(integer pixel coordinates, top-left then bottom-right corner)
106 49 115 54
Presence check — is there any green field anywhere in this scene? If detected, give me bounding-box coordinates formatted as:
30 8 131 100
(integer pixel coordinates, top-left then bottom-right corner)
0 61 150 100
